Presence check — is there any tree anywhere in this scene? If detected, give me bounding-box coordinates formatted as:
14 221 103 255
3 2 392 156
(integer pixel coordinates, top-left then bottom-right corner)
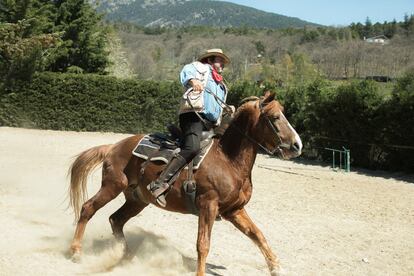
363 17 372 38
0 0 30 23
0 20 59 84
0 0 109 75
0 1 60 84
350 22 364 39
384 19 397 38
280 53 294 83
48 0 109 73
402 14 414 37
253 40 266 56
0 0 55 34
301 27 320 43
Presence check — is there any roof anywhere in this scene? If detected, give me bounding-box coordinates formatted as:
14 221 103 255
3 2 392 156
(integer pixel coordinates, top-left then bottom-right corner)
366 35 389 40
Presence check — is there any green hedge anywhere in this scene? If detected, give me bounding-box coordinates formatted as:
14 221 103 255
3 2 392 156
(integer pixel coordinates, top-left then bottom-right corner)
1 72 413 172
227 76 414 172
280 77 414 172
0 72 182 133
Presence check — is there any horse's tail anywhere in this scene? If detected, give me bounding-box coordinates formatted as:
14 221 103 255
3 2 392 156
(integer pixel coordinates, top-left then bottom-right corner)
68 144 113 221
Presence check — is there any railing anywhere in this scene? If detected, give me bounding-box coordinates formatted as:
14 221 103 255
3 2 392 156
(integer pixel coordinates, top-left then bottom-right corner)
324 147 351 172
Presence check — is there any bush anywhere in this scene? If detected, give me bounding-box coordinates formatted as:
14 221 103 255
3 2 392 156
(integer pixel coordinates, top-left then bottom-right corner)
0 72 182 133
278 77 414 172
1 72 413 172
227 80 263 105
379 71 414 171
308 80 384 168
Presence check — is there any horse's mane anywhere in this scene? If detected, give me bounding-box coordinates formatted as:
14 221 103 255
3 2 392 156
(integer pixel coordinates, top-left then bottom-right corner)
219 96 261 158
239 96 260 105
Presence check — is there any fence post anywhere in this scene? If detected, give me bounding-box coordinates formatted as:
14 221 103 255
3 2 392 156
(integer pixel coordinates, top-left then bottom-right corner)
345 148 351 172
325 147 351 172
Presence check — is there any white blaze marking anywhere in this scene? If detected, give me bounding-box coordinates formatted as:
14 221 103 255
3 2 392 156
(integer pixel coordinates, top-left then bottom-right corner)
280 111 303 152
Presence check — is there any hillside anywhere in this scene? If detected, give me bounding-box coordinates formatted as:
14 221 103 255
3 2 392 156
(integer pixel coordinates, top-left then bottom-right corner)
112 22 414 82
90 0 318 28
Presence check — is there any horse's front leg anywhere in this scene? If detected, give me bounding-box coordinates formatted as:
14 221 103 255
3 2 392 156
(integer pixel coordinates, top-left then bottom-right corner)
224 208 284 276
196 195 219 276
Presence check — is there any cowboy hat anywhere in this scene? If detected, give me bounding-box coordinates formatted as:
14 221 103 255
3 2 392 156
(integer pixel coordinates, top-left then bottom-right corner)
198 48 230 65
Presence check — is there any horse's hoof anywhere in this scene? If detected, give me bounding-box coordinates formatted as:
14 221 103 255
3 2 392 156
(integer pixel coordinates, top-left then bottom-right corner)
270 266 286 276
123 248 134 261
120 243 133 260
71 251 82 263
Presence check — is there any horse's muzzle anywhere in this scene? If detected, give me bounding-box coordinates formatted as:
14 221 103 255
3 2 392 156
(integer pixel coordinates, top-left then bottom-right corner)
291 141 302 156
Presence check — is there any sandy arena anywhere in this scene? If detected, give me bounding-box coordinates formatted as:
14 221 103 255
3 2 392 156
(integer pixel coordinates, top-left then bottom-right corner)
0 127 413 276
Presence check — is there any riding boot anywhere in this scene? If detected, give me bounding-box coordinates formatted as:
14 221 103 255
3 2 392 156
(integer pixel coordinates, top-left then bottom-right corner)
147 154 187 207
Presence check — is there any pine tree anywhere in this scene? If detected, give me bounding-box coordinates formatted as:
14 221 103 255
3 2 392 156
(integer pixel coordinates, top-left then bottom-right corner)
0 1 59 84
49 0 109 73
406 14 414 36
0 21 59 84
0 0 30 23
0 0 55 34
349 22 364 39
26 0 56 35
1 0 109 75
363 17 372 38
384 19 397 38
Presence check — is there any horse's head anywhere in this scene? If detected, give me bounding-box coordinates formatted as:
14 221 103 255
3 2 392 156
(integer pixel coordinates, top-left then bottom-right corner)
241 91 302 159
258 91 302 159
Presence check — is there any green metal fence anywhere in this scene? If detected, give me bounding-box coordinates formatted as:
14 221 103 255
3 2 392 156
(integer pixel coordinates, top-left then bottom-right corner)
324 147 351 172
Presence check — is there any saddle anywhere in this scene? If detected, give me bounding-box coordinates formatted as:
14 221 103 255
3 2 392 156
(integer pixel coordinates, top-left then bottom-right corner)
132 127 214 170
132 125 215 215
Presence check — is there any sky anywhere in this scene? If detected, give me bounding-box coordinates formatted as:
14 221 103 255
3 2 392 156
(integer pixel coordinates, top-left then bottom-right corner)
219 0 414 26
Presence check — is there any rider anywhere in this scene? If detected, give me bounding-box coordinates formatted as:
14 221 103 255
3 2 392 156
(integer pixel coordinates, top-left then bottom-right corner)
147 48 231 207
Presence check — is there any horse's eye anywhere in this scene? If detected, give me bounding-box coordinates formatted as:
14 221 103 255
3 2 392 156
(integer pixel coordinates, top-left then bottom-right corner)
272 115 280 120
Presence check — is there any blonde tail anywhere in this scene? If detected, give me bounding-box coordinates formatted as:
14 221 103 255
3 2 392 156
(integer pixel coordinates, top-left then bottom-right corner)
68 144 112 221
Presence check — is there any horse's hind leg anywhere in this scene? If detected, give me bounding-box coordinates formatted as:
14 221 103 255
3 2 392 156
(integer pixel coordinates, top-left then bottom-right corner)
70 165 128 261
109 196 148 257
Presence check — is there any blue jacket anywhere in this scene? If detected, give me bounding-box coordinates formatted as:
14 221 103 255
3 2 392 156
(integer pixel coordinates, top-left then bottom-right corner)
180 62 227 123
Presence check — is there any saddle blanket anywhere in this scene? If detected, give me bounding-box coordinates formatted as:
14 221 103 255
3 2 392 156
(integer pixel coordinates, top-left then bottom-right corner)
132 134 214 170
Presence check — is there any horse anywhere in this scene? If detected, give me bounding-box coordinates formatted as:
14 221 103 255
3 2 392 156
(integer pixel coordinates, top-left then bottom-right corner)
68 91 302 276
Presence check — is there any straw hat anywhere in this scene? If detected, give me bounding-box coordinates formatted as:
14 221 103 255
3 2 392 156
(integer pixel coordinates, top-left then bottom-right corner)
198 48 230 64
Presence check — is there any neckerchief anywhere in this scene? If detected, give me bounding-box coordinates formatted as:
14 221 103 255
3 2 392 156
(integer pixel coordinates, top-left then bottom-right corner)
211 67 223 83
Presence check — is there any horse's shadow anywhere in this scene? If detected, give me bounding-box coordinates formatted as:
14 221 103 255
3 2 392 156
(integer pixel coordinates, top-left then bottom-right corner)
89 227 226 275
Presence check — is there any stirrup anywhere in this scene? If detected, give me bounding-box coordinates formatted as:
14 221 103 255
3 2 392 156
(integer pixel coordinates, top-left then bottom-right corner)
147 181 170 207
156 194 167 208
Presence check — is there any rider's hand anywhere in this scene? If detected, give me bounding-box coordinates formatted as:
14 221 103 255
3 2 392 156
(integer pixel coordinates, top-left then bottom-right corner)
225 105 236 116
189 79 204 93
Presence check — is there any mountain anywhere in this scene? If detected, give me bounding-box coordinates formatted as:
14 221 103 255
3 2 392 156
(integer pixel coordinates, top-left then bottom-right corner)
90 0 318 28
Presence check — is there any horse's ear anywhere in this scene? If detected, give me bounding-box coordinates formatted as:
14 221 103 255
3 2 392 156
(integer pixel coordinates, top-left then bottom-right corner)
262 91 275 105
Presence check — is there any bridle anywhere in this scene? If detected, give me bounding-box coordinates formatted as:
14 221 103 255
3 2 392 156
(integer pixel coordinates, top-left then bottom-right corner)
226 97 291 156
187 89 290 156
236 98 291 156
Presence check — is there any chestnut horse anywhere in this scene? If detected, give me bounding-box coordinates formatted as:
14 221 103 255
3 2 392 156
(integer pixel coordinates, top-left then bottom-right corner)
68 92 302 276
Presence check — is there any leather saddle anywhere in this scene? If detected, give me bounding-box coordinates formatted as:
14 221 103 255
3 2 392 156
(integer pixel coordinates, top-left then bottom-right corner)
132 124 215 170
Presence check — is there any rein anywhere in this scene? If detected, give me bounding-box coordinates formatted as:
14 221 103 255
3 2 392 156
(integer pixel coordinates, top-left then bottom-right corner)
185 89 289 156
185 87 233 129
230 99 290 156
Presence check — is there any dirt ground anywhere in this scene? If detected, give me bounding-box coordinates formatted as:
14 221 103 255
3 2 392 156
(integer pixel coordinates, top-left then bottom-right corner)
0 127 413 276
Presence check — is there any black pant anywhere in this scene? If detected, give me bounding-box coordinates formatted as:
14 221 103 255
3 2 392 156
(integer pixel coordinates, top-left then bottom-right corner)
178 112 205 162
